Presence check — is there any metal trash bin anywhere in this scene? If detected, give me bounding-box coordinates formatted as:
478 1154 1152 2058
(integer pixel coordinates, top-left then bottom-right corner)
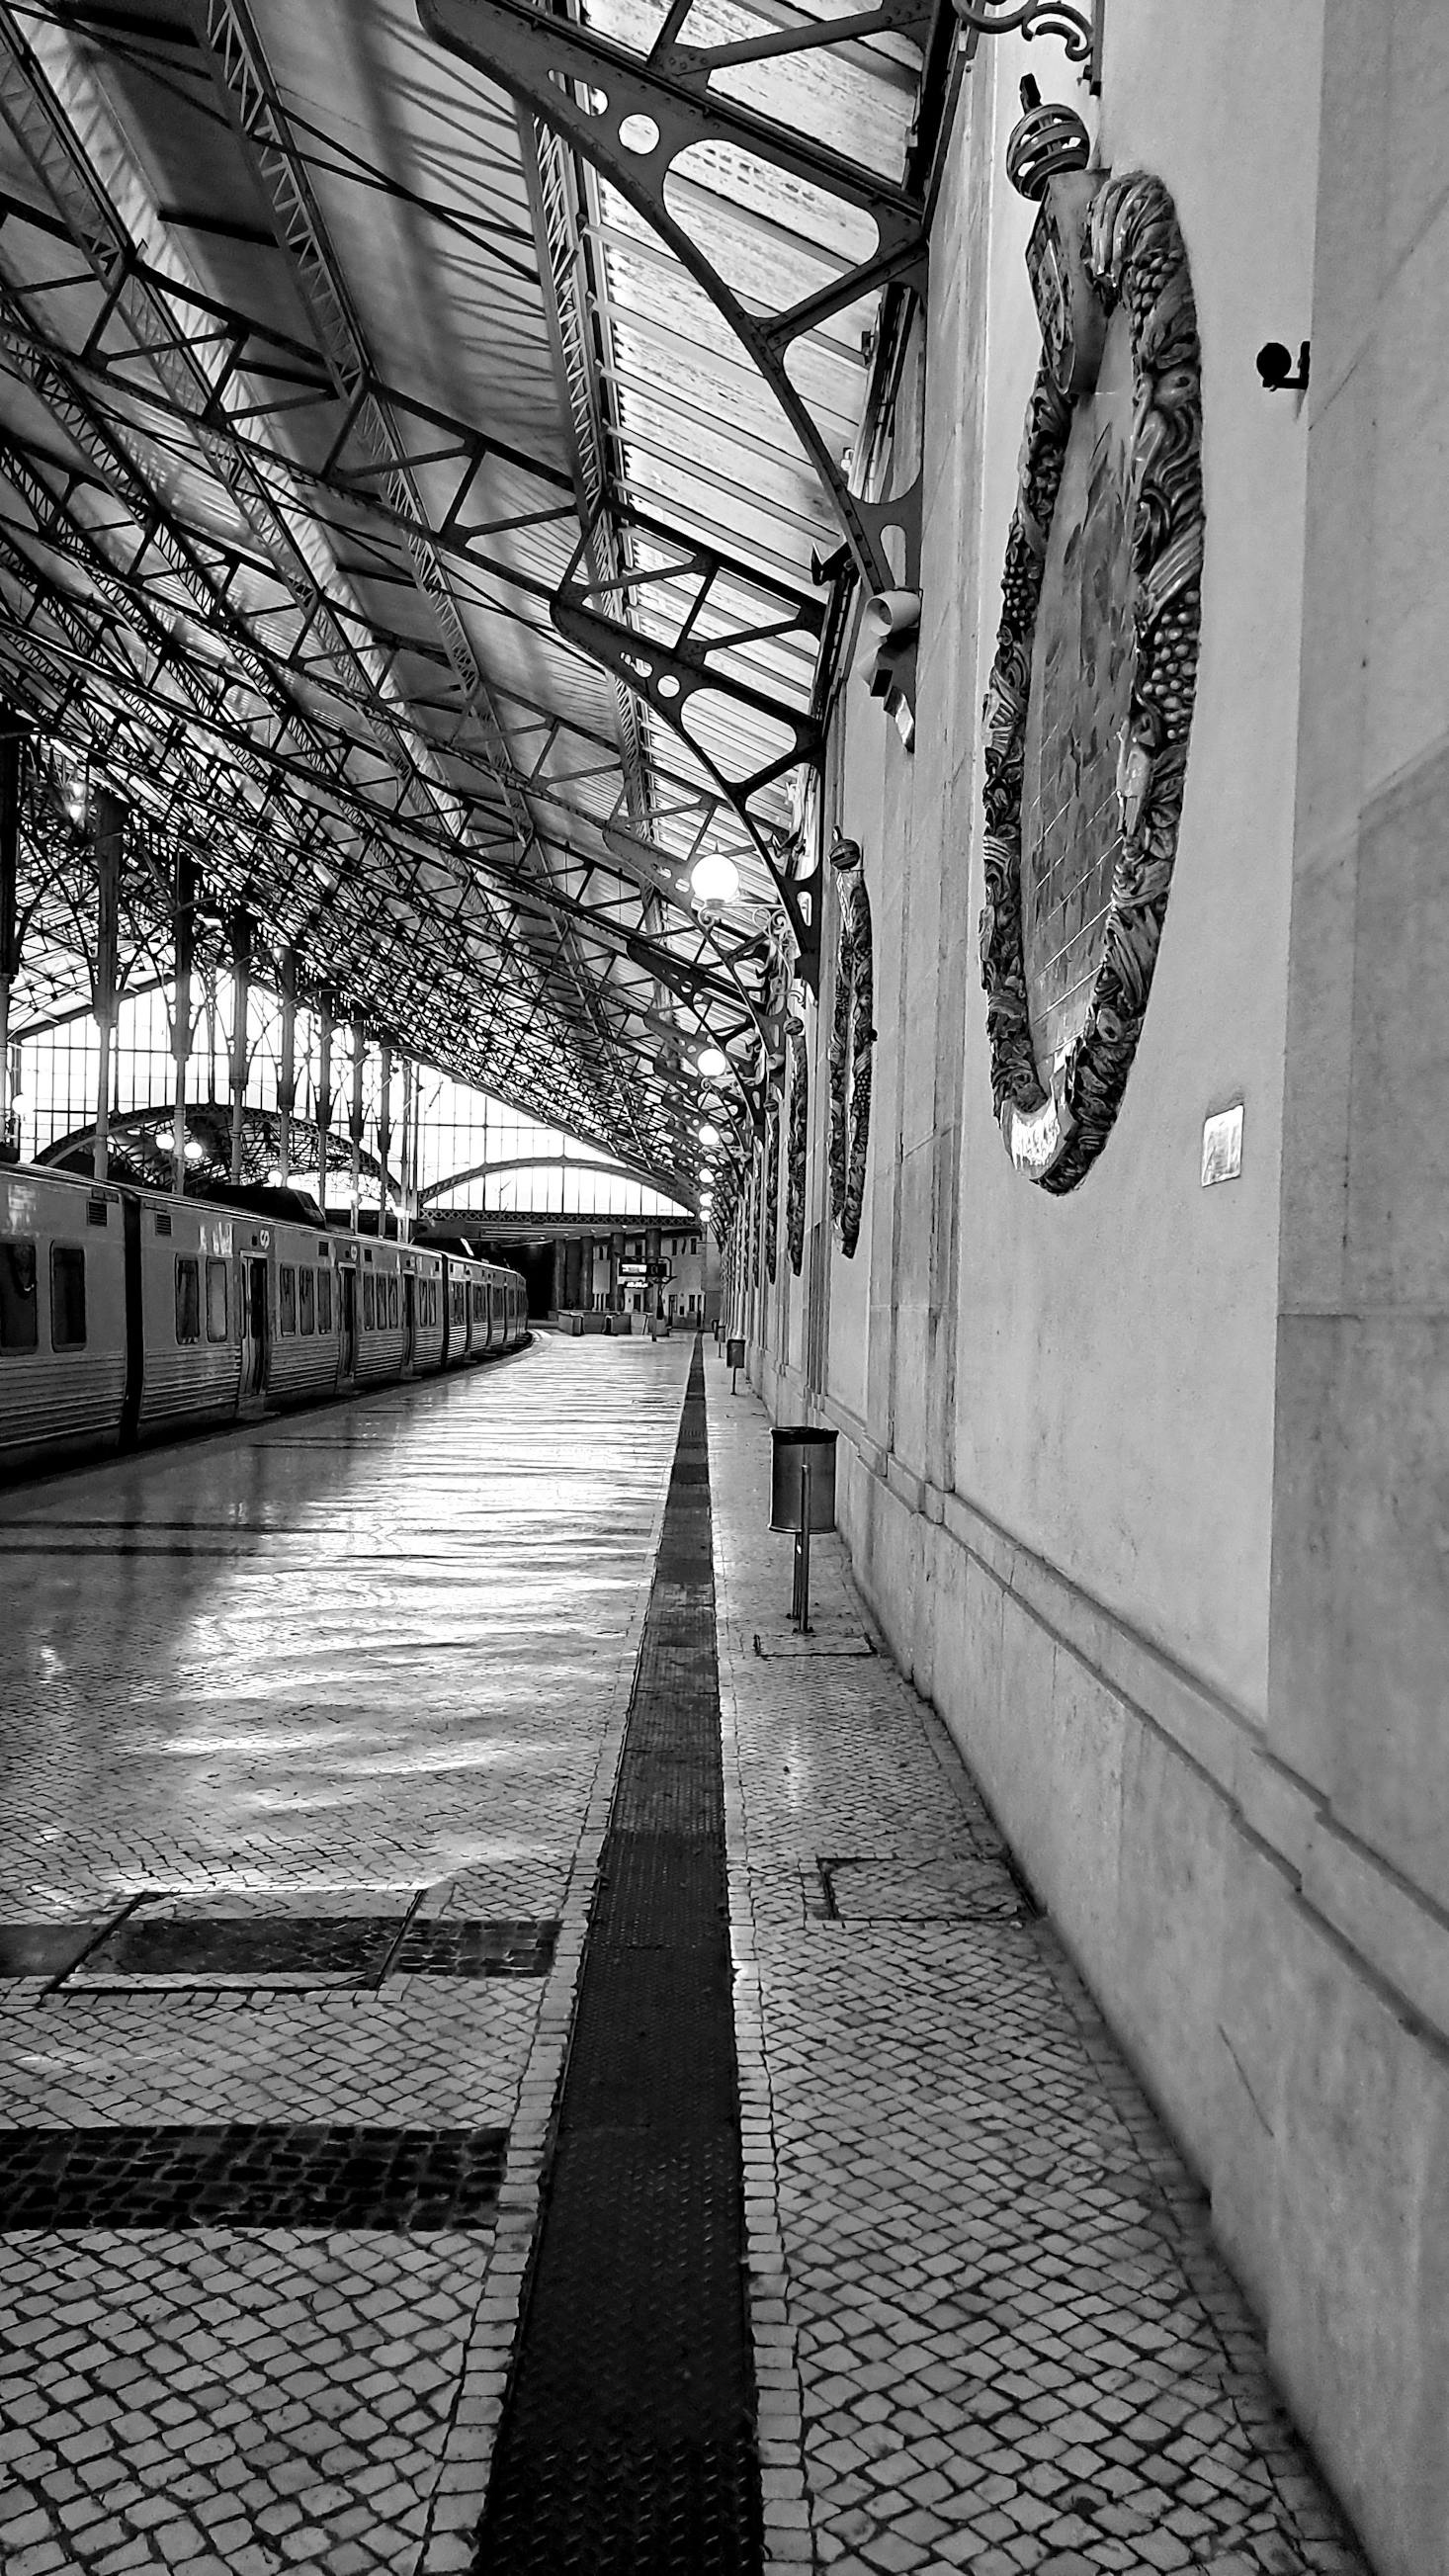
770 1425 837 1533
725 1335 744 1369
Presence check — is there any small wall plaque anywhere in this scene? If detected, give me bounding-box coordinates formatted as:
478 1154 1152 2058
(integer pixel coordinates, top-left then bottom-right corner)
1201 1103 1243 1186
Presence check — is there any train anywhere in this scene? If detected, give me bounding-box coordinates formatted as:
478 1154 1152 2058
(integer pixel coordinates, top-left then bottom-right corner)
0 1161 530 1479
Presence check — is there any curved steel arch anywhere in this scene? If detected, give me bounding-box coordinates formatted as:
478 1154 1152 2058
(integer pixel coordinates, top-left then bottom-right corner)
421 1151 694 1210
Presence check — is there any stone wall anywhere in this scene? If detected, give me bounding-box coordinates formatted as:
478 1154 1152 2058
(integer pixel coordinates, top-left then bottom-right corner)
743 6 1449 2571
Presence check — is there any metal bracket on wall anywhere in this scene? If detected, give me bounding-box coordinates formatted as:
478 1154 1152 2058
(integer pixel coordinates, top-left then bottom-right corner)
417 0 933 616
552 524 826 988
952 0 1105 92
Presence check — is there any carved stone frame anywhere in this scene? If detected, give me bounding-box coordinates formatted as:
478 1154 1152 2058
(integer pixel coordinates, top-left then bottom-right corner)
979 170 1204 1192
764 1094 781 1285
828 837 874 1256
786 1027 808 1277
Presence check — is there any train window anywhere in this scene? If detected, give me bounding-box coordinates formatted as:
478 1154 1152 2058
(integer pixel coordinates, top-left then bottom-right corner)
175 1256 201 1344
298 1267 314 1335
50 1245 86 1349
472 1285 483 1320
0 1241 38 1350
363 1274 376 1331
387 1277 399 1331
317 1269 333 1333
206 1258 228 1342
279 1266 297 1334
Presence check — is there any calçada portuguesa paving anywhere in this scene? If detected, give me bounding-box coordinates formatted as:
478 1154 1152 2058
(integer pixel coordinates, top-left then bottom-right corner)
0 1332 1370 2575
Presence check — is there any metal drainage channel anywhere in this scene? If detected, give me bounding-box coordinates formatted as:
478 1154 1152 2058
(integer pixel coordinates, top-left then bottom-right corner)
474 1340 761 2574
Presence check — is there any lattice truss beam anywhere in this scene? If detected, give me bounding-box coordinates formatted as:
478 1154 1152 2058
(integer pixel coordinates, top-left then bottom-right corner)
0 0 872 1188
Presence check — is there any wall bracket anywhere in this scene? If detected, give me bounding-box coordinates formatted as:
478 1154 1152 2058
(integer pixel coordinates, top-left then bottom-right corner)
953 0 1105 92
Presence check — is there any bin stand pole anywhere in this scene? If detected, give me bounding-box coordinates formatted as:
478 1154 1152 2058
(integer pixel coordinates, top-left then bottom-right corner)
793 1452 813 1635
730 1360 738 1396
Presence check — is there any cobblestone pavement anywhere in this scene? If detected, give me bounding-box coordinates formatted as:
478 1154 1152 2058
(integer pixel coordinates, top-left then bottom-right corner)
0 1335 691 2575
706 1354 1370 2576
0 1338 1378 2576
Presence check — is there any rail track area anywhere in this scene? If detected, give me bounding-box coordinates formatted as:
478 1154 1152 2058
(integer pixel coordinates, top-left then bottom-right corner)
0 1341 1367 2576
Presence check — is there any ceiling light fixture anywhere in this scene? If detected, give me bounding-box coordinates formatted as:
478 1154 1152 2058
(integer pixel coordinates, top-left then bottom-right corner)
690 853 740 907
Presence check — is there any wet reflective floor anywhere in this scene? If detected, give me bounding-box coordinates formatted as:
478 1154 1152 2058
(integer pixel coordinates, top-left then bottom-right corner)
0 1334 691 2575
0 1336 1373 2576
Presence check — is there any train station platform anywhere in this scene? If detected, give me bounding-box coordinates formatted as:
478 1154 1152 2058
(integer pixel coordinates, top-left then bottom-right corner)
0 1337 1369 2576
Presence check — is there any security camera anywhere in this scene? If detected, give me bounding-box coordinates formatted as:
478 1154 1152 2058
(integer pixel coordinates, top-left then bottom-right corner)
1256 339 1310 391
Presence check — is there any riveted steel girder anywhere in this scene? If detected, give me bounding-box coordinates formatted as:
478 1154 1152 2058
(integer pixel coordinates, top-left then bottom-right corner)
552 522 825 985
418 0 930 609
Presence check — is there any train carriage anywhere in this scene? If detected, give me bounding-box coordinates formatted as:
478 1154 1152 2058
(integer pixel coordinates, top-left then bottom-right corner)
0 1162 529 1478
0 1167 129 1474
402 1245 446 1377
261 1220 347 1410
353 1239 407 1387
136 1195 245 1438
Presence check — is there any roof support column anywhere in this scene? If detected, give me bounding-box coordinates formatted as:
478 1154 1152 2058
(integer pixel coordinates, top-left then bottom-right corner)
396 1056 412 1246
315 997 333 1220
377 1041 392 1244
91 793 125 1184
228 912 251 1186
348 1021 366 1230
277 947 298 1187
0 730 22 1159
170 846 198 1198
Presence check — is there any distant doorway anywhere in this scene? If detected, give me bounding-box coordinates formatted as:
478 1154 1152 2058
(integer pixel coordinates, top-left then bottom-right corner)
506 1242 556 1319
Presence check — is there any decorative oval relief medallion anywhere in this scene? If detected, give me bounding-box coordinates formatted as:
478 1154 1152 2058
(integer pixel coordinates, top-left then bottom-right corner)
764 1096 781 1286
827 837 874 1257
980 170 1204 1191
786 1028 808 1278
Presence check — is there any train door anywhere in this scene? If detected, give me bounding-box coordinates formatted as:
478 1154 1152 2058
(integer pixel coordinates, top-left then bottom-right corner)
338 1266 357 1381
239 1256 269 1403
402 1272 416 1373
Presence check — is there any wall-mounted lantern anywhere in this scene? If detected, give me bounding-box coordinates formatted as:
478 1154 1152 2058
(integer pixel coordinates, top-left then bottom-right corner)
1007 83 1108 397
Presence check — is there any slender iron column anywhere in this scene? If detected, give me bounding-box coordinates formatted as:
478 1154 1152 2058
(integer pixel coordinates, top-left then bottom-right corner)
376 1040 392 1242
396 1056 411 1245
227 912 252 1185
277 947 298 1185
91 792 125 1183
315 996 333 1218
348 1021 365 1229
0 730 22 1156
170 845 197 1196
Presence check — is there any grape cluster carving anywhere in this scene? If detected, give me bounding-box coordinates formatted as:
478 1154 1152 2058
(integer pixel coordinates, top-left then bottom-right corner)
979 171 1204 1192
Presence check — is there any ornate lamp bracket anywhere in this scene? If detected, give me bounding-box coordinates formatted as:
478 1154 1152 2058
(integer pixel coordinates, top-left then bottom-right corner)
953 0 1104 89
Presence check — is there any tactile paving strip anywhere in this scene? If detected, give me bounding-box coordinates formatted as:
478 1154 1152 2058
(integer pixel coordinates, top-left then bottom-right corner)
473 1342 761 2574
0 2121 507 2229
